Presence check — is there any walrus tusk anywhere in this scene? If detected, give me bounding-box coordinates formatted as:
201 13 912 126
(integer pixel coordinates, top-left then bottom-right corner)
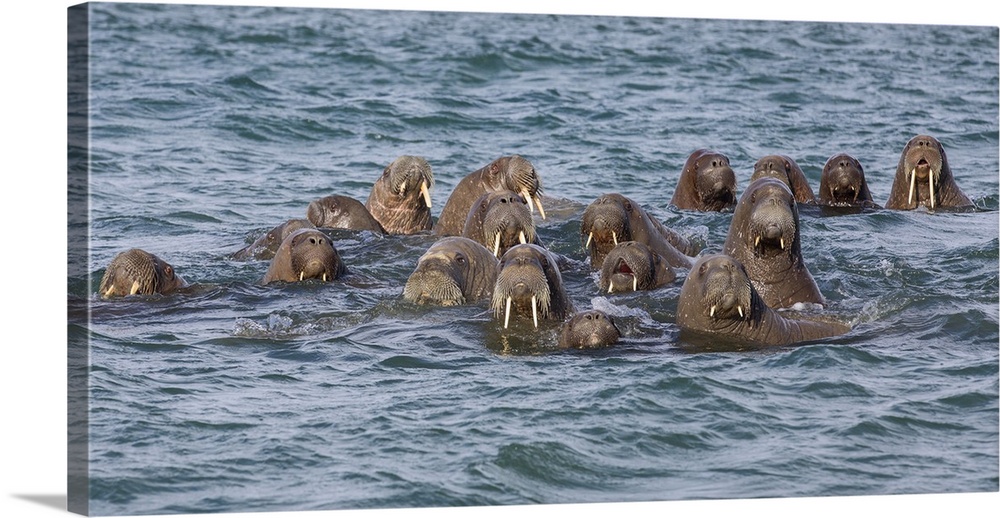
522 189 535 213
908 167 916 206
322 273 328 282
632 274 638 292
612 231 618 246
534 196 546 220
493 233 502 257
299 271 305 281
737 305 744 318
585 232 593 249
710 305 717 318
531 295 538 328
129 280 141 295
504 297 512 329
608 280 614 293
780 238 785 250
420 180 432 208
755 236 761 247
518 231 527 244
929 169 935 210
104 285 115 298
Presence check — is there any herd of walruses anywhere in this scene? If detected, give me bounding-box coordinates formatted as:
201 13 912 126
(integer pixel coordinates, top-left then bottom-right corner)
98 134 975 350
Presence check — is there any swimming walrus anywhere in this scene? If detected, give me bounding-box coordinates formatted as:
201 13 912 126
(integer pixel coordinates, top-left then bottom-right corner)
723 177 825 309
751 154 816 204
670 149 738 211
581 193 695 272
261 228 347 284
885 134 974 210
599 241 677 294
434 155 545 236
491 244 573 329
402 236 499 306
365 155 434 234
461 190 541 258
306 195 386 233
99 248 187 299
231 218 317 261
676 254 850 347
818 153 879 209
557 310 622 350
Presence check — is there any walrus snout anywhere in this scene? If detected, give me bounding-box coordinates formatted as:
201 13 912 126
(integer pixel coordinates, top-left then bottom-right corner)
492 251 554 328
99 248 187 299
558 310 621 350
403 268 465 306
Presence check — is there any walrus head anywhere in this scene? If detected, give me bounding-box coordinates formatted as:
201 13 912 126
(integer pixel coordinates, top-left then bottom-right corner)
381 155 433 208
232 218 316 261
599 241 675 293
491 244 565 328
820 153 869 205
99 248 187 299
264 228 346 284
558 310 622 350
899 134 947 209
683 254 764 330
307 195 384 232
464 190 538 258
403 239 481 306
741 178 799 260
581 193 636 268
485 155 546 219
689 150 737 211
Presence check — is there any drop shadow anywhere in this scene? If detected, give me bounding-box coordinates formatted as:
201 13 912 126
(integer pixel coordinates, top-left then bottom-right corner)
12 494 66 511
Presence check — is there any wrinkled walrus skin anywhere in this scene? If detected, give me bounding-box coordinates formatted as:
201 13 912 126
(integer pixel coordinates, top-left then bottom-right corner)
261 228 347 284
751 154 816 204
402 236 499 306
884 134 973 211
99 248 187 299
558 310 621 350
581 193 695 272
677 254 850 347
365 155 434 234
434 155 545 237
491 244 573 329
671 149 738 212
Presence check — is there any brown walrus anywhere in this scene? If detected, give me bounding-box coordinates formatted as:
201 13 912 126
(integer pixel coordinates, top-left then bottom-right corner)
261 228 347 284
581 193 695 272
306 195 386 233
99 248 187 299
557 310 621 350
434 155 545 236
402 236 499 306
885 134 974 210
677 254 850 347
231 218 316 261
751 154 816 204
599 241 677 293
818 153 879 209
670 149 738 211
365 155 434 234
723 177 825 309
491 244 573 329
461 190 541 258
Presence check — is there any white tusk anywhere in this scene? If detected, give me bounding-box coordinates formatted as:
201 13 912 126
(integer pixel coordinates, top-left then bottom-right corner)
710 305 717 317
535 196 546 220
104 285 115 298
780 238 785 250
518 230 527 244
322 273 328 282
531 295 538 328
929 170 935 210
632 274 638 292
608 280 614 293
420 181 432 208
737 305 744 318
612 231 618 246
755 236 760 247
493 233 502 257
504 296 512 329
522 189 535 213
299 271 304 281
585 232 593 249
908 167 916 206
130 280 141 295
398 184 406 196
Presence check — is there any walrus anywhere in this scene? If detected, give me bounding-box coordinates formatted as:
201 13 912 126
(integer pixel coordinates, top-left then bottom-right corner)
676 254 850 347
99 248 187 299
885 134 974 210
580 193 695 271
402 237 499 305
491 244 573 329
365 155 434 234
751 154 816 204
670 149 738 211
261 228 347 284
557 310 621 350
231 218 316 261
599 241 677 293
461 190 541 258
818 153 879 208
723 177 825 309
434 155 545 236
306 195 386 233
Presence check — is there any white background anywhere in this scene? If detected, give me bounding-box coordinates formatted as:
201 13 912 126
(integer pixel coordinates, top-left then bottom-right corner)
2 1 997 517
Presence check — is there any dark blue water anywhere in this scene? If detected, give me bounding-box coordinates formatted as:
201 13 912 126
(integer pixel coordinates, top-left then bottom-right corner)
68 3 999 515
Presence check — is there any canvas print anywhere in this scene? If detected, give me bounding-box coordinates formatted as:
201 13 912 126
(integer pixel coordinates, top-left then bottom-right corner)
67 2 999 516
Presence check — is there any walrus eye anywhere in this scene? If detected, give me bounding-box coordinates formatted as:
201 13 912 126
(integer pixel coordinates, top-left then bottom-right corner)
624 202 632 212
455 254 466 264
163 265 173 279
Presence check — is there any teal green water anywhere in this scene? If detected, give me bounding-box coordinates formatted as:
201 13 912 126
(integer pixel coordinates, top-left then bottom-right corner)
69 3 998 515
